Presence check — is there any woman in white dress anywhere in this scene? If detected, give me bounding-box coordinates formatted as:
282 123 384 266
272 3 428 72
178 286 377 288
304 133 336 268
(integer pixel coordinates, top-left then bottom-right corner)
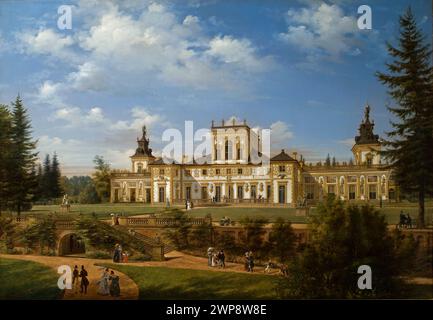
97 268 110 296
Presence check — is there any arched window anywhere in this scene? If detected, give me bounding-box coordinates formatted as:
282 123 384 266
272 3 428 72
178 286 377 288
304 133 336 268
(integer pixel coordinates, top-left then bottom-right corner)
225 139 233 160
137 163 143 173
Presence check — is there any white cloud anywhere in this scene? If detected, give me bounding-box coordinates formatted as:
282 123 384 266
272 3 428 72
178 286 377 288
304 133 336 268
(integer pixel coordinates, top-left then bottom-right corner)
270 121 294 147
17 28 76 61
17 2 273 94
206 35 273 72
279 3 358 63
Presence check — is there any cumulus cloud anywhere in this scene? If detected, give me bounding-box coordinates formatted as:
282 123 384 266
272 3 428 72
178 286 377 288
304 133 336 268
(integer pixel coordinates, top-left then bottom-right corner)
270 121 294 147
279 3 359 65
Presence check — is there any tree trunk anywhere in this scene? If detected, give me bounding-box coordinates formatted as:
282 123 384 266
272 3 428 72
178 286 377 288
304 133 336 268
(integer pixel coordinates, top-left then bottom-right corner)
418 189 425 229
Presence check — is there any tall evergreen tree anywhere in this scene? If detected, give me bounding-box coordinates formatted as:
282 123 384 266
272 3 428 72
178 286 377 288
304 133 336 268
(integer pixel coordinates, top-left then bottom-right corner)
8 96 38 215
325 154 331 167
0 104 13 214
376 8 433 228
41 154 51 199
50 152 62 198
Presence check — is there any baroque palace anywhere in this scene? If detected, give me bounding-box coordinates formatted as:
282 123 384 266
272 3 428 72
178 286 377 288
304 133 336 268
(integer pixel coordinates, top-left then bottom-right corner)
110 105 397 206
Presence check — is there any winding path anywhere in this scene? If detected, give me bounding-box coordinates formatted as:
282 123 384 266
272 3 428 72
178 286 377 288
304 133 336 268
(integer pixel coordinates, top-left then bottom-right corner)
0 254 139 300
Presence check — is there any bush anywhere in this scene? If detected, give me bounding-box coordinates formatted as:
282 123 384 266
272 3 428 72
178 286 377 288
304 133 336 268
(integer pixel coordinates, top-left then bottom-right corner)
86 250 112 259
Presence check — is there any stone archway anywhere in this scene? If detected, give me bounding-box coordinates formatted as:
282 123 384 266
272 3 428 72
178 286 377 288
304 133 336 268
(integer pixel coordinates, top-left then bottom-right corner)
57 232 86 256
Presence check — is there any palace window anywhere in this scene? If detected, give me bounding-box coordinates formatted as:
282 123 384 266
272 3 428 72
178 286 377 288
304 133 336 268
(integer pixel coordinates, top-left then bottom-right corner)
238 168 243 175
201 186 208 199
226 168 231 175
137 164 143 173
304 176 315 183
159 169 165 175
279 165 285 172
347 176 357 183
349 185 356 200
367 176 378 183
251 185 257 199
216 169 221 175
328 185 336 196
369 185 377 200
185 169 191 176
326 176 337 183
202 169 207 176
305 184 315 199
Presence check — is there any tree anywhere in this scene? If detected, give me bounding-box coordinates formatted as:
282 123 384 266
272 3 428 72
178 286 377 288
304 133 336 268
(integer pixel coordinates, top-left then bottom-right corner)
41 154 51 199
92 155 111 202
190 222 213 250
239 217 268 258
78 182 100 204
325 154 331 167
8 96 38 215
50 152 62 198
376 8 433 228
163 210 192 250
0 105 12 214
267 217 297 263
332 157 337 167
279 197 417 298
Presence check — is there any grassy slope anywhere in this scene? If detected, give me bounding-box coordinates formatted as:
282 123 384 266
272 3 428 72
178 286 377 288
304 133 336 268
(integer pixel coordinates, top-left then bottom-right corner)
0 258 60 300
18 203 433 224
102 264 279 300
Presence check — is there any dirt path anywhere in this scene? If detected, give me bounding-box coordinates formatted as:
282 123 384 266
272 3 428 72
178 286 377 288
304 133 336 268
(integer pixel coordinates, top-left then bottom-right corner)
0 254 139 300
124 250 281 275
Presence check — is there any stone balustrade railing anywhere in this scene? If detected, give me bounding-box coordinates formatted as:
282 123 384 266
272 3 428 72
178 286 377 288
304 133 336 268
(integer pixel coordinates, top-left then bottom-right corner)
119 216 211 227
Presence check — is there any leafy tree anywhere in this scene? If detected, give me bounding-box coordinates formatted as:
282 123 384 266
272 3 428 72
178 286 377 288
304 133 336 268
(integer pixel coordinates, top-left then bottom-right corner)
78 182 100 204
376 8 433 228
92 155 111 202
190 222 213 250
279 197 417 299
267 217 297 263
0 105 12 214
35 216 57 255
239 217 268 257
214 232 241 259
0 216 17 253
163 209 192 250
8 96 38 215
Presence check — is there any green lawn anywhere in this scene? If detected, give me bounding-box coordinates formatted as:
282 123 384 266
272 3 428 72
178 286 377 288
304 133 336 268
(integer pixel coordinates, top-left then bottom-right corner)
102 264 279 299
22 203 175 219
190 206 433 225
0 258 61 300
16 203 433 225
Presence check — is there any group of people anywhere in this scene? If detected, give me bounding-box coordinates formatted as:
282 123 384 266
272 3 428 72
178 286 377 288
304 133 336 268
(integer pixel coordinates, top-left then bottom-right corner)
96 268 121 297
207 247 226 268
185 200 194 210
72 265 90 294
113 244 129 263
399 211 413 228
71 265 121 297
244 251 255 272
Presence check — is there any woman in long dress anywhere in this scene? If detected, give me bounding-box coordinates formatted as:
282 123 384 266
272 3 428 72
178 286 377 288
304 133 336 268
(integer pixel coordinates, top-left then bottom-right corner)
109 271 121 297
97 268 110 296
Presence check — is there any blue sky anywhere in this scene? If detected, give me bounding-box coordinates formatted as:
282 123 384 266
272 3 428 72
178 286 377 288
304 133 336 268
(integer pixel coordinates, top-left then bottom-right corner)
0 0 431 175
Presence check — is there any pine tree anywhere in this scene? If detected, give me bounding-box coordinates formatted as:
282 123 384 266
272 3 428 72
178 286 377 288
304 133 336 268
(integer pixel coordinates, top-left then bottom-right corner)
42 154 51 200
8 96 38 215
376 8 433 228
332 156 337 167
325 154 331 167
50 152 62 199
0 104 13 214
